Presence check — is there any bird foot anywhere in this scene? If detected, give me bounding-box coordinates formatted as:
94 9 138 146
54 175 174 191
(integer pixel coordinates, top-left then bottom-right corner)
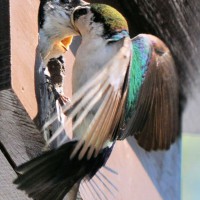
58 94 71 106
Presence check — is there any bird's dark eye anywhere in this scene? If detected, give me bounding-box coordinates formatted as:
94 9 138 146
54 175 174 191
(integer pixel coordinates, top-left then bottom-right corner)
74 8 88 20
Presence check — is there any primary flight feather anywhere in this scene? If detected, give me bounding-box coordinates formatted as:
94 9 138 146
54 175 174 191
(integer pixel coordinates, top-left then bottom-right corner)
14 3 180 200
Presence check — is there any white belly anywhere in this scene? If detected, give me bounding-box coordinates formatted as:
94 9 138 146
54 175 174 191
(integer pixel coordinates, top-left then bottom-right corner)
72 38 122 138
72 39 122 92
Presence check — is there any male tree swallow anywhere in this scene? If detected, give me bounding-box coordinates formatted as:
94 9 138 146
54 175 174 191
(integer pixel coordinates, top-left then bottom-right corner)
14 3 180 200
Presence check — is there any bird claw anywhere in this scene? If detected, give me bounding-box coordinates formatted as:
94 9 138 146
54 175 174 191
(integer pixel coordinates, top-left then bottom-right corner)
58 94 71 106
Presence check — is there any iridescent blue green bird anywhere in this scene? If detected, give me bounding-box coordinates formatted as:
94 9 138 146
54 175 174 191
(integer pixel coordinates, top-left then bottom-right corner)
14 3 180 200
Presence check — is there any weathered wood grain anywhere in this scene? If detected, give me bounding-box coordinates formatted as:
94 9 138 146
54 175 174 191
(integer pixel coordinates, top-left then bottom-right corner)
0 0 73 199
90 0 200 86
3 0 199 199
0 89 44 166
10 0 40 119
183 82 200 133
0 1 45 199
0 151 31 200
88 1 183 200
130 0 200 97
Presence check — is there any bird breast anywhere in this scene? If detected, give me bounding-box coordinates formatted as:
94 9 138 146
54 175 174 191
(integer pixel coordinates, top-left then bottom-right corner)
72 38 123 139
72 38 123 93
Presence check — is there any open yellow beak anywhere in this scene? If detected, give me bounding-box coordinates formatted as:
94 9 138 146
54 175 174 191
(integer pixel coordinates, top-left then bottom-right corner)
61 36 73 51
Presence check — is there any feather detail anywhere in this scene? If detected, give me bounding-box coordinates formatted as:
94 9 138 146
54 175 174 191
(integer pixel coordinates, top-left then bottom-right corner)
91 4 129 34
44 37 132 159
14 141 113 200
120 34 179 150
70 37 131 159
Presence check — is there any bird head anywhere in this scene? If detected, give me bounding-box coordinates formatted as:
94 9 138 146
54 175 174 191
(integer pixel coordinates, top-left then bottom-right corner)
71 3 129 39
40 1 86 28
39 0 89 59
42 1 87 35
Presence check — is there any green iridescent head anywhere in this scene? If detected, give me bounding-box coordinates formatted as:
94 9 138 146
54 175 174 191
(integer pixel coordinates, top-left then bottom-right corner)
91 4 129 36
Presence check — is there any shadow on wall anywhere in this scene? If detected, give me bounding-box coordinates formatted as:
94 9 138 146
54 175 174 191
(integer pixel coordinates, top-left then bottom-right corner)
127 137 181 200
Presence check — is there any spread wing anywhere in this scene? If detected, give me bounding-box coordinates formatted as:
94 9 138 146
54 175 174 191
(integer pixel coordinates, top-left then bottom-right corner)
119 34 180 151
45 37 132 159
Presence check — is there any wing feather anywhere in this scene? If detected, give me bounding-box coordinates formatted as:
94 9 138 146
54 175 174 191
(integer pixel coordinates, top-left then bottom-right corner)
121 34 179 150
71 37 132 159
45 37 132 159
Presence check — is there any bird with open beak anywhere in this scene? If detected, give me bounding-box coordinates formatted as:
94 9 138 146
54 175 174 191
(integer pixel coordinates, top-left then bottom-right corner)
39 0 88 104
14 3 180 200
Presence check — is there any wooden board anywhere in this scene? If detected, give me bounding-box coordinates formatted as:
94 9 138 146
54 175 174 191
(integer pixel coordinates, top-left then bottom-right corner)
0 0 192 199
10 0 40 119
0 89 44 166
0 151 31 200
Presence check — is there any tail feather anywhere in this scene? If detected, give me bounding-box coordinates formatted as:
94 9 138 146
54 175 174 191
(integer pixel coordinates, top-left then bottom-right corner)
14 140 112 200
31 181 71 200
